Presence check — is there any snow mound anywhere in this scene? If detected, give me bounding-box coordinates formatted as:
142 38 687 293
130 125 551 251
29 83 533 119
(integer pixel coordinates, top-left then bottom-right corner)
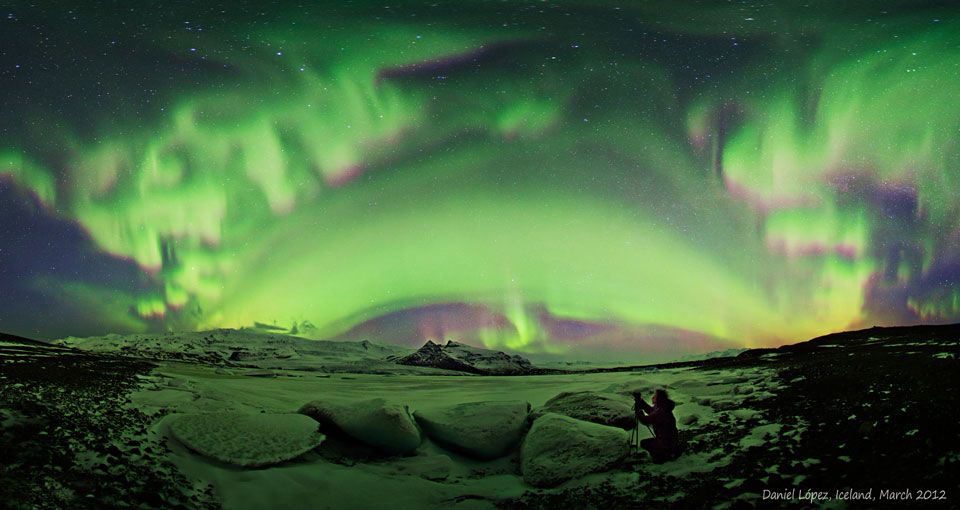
521 413 629 488
536 391 635 430
169 412 325 468
413 400 531 460
298 398 422 455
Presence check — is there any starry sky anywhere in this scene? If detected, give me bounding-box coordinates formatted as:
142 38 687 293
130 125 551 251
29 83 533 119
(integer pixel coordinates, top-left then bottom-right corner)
1 1 958 358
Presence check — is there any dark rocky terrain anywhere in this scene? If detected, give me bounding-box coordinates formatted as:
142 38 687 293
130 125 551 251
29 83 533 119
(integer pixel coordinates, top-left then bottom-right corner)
0 333 217 509
502 324 960 509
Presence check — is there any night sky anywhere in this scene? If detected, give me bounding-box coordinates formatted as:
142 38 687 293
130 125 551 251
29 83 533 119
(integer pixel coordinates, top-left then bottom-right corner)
1 1 958 358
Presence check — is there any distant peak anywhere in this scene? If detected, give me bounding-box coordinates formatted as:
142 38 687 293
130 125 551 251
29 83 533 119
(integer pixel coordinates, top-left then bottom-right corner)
396 337 538 375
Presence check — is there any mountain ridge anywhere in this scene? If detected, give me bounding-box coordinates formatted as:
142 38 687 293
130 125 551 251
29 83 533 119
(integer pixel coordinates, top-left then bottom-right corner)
392 339 552 375
7 322 957 375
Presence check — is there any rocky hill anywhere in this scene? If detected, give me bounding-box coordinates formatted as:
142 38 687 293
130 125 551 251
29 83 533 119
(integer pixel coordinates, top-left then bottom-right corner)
393 340 546 375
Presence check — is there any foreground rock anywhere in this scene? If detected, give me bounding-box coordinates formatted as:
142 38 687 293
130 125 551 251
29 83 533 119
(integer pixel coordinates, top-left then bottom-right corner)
521 413 629 487
413 400 530 460
170 412 325 468
299 398 421 455
537 391 635 430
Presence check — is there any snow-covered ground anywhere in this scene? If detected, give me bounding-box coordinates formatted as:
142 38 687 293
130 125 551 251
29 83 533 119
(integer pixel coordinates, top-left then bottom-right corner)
129 361 785 509
52 330 471 375
53 330 561 376
7 324 957 509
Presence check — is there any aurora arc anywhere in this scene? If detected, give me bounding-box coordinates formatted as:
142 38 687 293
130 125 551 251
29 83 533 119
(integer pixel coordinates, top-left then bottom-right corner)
1 2 958 356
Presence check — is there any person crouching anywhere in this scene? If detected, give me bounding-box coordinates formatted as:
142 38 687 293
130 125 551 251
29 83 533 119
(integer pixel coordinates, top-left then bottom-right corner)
633 389 680 463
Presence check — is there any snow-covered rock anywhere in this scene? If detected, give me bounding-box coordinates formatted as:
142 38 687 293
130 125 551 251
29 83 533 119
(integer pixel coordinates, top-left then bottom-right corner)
298 398 421 455
535 391 635 430
521 413 629 487
169 412 325 468
413 400 530 460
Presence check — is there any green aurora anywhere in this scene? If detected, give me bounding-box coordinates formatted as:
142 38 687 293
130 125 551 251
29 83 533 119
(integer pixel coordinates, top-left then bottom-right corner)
1 1 959 355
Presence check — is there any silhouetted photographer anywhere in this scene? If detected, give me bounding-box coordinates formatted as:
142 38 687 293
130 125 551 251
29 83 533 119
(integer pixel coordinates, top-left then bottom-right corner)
631 389 680 463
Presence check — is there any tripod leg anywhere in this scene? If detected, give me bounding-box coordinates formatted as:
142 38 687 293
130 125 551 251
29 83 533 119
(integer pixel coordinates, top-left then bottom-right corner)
633 420 640 451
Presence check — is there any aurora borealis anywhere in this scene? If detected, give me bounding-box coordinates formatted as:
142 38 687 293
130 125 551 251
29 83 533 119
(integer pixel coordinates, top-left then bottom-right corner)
1 1 959 357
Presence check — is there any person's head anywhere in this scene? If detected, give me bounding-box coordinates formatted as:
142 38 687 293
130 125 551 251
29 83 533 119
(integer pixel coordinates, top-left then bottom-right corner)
653 389 670 406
